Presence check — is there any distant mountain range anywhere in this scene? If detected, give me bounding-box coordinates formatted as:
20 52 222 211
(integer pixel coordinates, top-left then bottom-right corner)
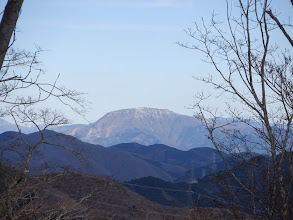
0 118 37 134
123 154 281 210
0 131 182 181
0 131 226 181
111 143 226 170
0 107 256 151
0 131 225 181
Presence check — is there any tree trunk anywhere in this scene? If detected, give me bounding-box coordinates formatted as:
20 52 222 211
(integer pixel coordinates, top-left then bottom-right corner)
0 0 24 71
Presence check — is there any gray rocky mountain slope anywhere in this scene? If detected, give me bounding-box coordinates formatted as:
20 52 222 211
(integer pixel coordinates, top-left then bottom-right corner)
1 107 256 150
52 107 212 150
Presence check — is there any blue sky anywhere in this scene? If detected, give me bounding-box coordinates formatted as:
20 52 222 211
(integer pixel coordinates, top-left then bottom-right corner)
1 0 292 123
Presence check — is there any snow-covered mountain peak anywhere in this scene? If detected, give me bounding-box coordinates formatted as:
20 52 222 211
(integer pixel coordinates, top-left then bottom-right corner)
1 108 256 151
94 107 177 123
133 107 176 119
78 107 208 149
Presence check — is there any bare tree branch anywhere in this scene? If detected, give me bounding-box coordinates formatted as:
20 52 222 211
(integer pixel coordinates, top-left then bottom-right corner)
266 9 293 47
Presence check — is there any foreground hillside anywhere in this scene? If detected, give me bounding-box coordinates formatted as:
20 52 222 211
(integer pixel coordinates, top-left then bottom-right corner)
0 166 186 219
44 173 189 219
0 166 238 220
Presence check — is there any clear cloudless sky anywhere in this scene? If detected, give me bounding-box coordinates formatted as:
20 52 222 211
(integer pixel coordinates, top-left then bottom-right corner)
0 0 292 124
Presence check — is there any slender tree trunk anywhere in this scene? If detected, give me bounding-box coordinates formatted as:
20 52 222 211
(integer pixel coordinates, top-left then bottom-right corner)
0 0 24 71
3 172 13 220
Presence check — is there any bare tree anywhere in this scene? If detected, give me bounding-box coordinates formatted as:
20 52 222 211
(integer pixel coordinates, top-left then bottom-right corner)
0 1 102 219
178 0 292 219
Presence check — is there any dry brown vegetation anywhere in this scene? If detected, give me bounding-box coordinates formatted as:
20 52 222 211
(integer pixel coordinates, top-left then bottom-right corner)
0 165 262 220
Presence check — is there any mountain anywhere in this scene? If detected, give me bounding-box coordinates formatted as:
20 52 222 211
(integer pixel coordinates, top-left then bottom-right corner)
0 118 38 134
1 108 257 151
124 154 290 215
0 130 233 182
0 131 186 181
174 160 229 183
111 143 226 169
174 152 261 183
52 107 213 150
0 118 15 133
123 176 222 208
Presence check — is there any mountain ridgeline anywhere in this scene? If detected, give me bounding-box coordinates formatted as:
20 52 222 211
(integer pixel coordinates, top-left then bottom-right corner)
0 131 224 182
52 107 213 150
0 107 256 151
